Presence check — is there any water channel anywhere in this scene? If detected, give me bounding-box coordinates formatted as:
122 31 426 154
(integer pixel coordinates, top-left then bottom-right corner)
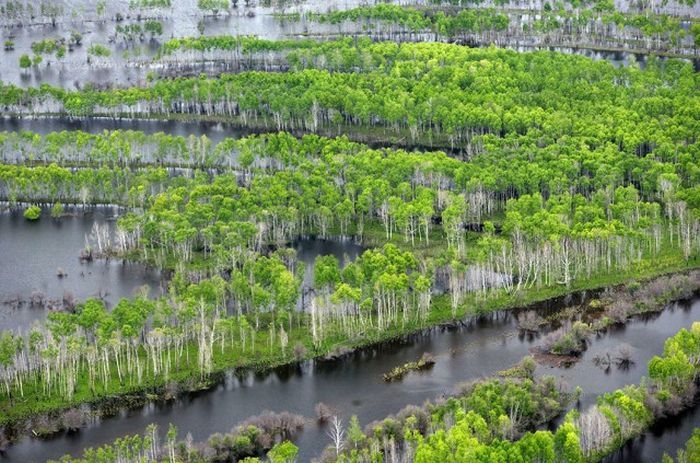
0 117 241 145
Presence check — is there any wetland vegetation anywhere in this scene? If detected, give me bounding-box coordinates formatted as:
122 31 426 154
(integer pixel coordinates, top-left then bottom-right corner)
0 0 699 461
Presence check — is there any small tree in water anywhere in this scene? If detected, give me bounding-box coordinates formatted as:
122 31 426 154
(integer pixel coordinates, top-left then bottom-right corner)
23 205 41 221
51 203 64 218
198 0 228 16
19 54 31 74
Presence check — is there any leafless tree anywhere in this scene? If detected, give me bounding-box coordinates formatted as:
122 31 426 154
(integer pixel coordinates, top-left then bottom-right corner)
0 429 8 452
62 291 77 311
575 406 614 457
293 342 307 361
605 300 633 323
517 310 544 333
614 344 634 369
326 416 346 457
315 402 334 423
29 291 45 306
61 408 87 431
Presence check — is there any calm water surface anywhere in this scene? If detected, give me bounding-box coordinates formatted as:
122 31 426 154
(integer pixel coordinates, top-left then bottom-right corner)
0 209 164 332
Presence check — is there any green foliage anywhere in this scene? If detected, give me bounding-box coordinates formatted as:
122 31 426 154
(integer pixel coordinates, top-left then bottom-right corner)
116 23 144 41
197 0 229 14
18 54 31 69
144 20 163 36
548 322 592 355
383 353 435 381
50 203 64 218
96 0 106 16
129 0 171 8
87 43 111 57
281 3 690 45
70 31 83 46
23 204 41 220
692 23 700 47
663 428 700 463
553 422 584 463
268 440 299 463
31 38 64 55
1 34 700 451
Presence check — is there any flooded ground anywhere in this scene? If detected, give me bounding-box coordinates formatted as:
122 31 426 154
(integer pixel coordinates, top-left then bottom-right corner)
1 0 696 88
0 208 164 331
0 210 368 332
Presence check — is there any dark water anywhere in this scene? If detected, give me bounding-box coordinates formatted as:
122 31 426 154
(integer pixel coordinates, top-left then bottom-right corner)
0 117 242 145
0 208 164 332
604 403 700 462
548 301 698 411
1 290 698 462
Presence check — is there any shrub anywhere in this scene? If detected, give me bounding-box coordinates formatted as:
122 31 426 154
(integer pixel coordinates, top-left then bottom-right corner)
23 205 41 220
50 203 64 218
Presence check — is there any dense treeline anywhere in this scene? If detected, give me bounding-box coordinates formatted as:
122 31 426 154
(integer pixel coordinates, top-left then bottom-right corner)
0 0 698 459
1 40 699 445
424 0 697 9
286 2 697 50
2 43 698 148
0 163 171 207
297 4 509 35
120 131 699 291
3 124 697 423
0 242 435 423
267 3 700 60
0 1 62 25
154 34 700 82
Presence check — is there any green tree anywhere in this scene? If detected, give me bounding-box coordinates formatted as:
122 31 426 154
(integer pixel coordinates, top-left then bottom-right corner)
51 203 64 218
267 440 298 463
19 54 31 73
197 0 228 16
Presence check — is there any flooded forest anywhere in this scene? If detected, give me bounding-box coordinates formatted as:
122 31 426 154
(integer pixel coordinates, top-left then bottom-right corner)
0 0 699 462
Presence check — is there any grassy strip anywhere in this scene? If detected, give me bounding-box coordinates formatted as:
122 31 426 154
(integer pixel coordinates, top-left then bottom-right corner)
383 353 436 382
